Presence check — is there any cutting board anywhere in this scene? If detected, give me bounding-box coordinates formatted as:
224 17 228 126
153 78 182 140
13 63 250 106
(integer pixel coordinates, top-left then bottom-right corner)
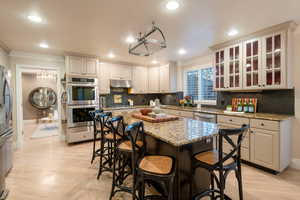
132 113 179 123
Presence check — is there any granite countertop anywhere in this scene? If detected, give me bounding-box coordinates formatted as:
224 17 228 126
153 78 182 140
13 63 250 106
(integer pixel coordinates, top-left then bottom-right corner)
116 111 219 147
161 105 294 121
103 105 294 121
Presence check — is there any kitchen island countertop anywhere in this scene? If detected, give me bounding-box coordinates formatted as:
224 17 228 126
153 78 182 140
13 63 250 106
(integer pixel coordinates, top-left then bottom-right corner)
117 111 219 147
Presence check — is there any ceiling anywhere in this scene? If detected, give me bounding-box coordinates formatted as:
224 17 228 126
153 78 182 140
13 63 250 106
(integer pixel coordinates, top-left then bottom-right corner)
0 0 300 65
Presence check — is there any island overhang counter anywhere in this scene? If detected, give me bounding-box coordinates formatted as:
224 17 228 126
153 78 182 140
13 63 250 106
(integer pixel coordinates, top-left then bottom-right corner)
119 112 219 200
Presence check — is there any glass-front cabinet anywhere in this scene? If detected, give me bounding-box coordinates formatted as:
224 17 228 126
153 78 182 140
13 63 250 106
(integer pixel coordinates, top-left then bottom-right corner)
228 44 243 90
262 32 286 88
243 38 261 89
214 49 226 90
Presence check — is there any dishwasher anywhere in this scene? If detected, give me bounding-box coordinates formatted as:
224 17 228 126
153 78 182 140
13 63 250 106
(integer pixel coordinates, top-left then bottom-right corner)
194 112 217 123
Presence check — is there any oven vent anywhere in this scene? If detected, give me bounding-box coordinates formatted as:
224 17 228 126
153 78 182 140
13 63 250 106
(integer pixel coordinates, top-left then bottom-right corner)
110 79 132 88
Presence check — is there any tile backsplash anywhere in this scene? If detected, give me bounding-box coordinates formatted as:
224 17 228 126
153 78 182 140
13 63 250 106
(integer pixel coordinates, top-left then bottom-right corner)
215 89 294 115
100 88 183 107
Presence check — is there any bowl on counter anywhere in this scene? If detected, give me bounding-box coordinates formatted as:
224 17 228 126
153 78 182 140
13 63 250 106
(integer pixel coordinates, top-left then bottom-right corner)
140 108 152 115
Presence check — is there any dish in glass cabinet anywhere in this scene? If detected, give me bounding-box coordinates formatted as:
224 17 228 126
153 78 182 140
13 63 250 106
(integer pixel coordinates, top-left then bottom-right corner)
29 87 57 109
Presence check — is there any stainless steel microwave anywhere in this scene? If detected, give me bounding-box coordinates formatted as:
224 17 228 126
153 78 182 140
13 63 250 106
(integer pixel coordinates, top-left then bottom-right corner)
66 77 98 105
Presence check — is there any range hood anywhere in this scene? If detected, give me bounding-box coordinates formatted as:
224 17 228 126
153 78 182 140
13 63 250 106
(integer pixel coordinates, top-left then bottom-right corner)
110 79 132 88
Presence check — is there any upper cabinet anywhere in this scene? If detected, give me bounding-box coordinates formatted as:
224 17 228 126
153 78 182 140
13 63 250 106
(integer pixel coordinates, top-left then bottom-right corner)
66 56 98 77
148 66 160 93
211 21 296 91
159 63 177 93
98 62 111 94
131 66 148 94
243 38 262 89
110 64 132 80
261 32 286 89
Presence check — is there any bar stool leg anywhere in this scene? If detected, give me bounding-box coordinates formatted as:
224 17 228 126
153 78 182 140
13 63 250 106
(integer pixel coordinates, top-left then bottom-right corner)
210 172 215 200
97 140 105 179
168 176 175 200
110 149 117 200
91 134 96 164
219 170 225 200
236 164 244 200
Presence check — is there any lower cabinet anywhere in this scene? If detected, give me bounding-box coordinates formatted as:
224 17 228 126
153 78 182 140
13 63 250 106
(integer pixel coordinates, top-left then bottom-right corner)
161 108 194 118
250 128 279 170
218 115 292 172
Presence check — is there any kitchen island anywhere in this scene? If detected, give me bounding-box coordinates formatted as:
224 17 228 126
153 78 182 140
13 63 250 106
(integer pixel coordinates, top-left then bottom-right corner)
116 111 219 200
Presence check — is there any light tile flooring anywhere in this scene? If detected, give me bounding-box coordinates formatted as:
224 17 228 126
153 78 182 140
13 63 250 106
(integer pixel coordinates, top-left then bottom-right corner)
6 123 300 200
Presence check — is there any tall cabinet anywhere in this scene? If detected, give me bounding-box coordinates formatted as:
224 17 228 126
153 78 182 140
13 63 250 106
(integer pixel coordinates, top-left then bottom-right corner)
211 21 296 91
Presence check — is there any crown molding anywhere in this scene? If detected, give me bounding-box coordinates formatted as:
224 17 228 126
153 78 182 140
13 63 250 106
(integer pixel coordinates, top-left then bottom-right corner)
9 51 65 63
210 20 298 50
0 40 11 54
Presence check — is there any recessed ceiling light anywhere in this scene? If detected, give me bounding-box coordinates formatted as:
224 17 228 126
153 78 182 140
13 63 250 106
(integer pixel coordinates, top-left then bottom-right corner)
228 29 239 36
166 0 180 10
27 15 42 23
39 42 49 48
108 52 115 58
178 48 186 55
126 36 136 44
152 60 158 64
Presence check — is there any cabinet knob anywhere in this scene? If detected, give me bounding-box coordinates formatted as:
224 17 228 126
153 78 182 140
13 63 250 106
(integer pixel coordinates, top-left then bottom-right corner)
229 119 233 122
261 123 264 126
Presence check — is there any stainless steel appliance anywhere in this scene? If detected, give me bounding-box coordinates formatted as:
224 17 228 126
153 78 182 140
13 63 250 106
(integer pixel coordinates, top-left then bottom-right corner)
194 112 217 123
67 76 98 105
110 79 132 88
0 65 13 200
67 104 99 128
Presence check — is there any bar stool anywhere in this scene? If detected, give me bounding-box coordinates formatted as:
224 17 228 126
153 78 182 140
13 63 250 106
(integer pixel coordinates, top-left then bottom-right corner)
89 109 104 164
191 124 249 200
96 112 116 179
110 120 146 200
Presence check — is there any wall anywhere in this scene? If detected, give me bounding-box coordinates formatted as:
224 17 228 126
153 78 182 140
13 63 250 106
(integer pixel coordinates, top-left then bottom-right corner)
22 73 57 120
0 45 9 67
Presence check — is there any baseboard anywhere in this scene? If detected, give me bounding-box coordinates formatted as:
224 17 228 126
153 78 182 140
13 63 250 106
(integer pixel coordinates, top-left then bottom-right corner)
290 159 300 170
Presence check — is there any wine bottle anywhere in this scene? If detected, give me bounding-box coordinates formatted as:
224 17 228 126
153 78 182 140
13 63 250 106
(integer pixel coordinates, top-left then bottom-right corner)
237 99 243 112
248 99 254 113
243 99 249 113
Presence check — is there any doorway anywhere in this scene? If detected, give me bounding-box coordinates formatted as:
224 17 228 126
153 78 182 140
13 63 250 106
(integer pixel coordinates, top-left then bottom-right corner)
16 65 62 148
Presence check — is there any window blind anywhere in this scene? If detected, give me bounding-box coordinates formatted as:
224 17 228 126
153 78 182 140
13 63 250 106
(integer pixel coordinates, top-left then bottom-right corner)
185 67 216 103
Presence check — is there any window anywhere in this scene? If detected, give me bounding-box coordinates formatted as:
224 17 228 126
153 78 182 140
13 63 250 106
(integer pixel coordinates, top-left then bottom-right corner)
185 67 217 104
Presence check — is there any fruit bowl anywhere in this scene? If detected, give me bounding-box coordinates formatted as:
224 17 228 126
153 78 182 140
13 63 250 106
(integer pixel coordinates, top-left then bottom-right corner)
140 108 152 115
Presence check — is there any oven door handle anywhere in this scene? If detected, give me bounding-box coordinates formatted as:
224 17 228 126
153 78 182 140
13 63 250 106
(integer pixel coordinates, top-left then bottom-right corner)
68 105 98 109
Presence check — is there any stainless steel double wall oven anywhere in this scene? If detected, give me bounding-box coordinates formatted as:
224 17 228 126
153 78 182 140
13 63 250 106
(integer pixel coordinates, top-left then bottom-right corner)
67 76 99 129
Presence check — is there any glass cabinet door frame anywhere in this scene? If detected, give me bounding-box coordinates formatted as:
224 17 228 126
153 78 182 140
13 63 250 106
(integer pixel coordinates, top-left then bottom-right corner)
242 38 262 89
213 48 226 91
226 43 243 90
261 31 286 89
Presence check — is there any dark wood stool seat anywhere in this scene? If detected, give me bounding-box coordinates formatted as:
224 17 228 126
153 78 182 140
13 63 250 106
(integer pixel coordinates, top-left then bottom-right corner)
194 150 234 166
104 132 122 140
139 155 173 175
118 140 144 151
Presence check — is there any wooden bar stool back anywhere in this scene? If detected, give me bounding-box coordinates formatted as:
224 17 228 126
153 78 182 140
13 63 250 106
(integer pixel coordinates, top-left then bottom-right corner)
88 109 104 164
110 121 146 200
192 124 250 200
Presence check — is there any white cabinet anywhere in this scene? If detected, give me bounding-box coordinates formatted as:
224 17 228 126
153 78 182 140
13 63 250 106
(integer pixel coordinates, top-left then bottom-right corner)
68 56 84 75
250 128 279 170
66 56 98 77
212 21 295 91
131 66 148 93
148 66 160 93
261 31 287 89
214 49 226 90
98 62 111 94
243 38 262 89
85 58 98 76
110 64 132 80
159 64 171 93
